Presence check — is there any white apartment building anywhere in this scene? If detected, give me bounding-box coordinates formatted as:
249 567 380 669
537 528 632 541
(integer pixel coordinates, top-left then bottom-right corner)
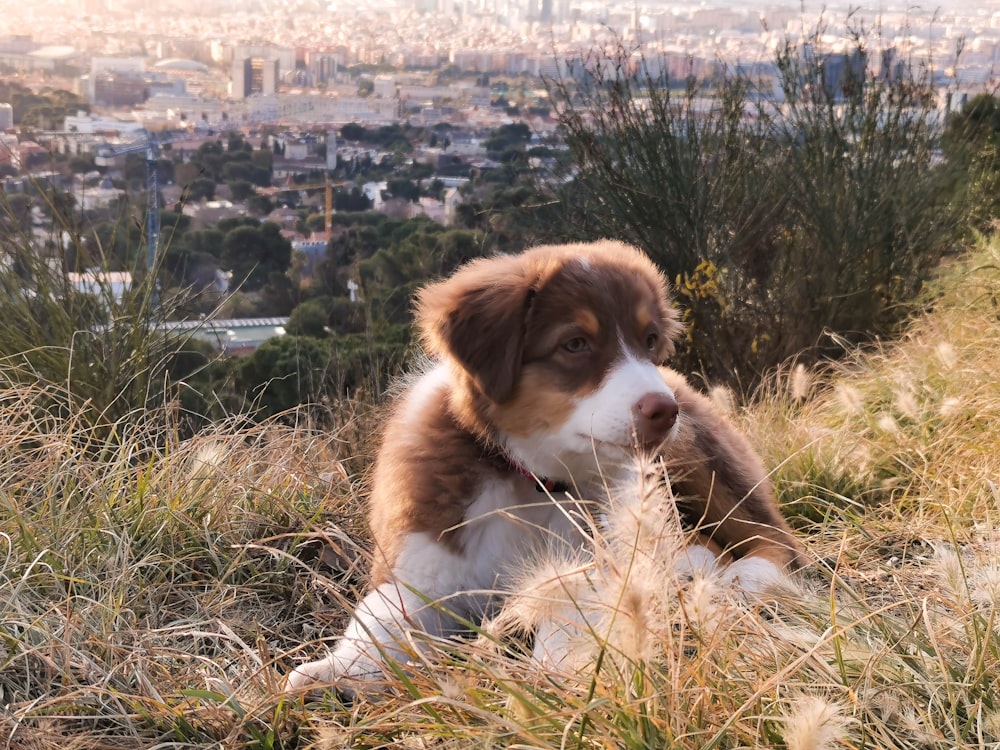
240 93 398 125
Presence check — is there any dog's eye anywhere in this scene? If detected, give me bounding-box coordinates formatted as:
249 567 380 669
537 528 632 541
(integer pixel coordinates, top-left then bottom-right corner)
563 337 589 354
646 332 659 351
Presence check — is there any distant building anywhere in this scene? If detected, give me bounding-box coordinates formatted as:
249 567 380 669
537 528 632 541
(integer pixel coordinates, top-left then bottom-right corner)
232 58 251 98
362 181 387 212
92 72 148 107
373 75 397 98
72 177 125 210
91 56 145 76
0 133 16 169
229 43 293 100
68 271 132 305
326 130 337 170
140 93 225 127
159 317 289 356
231 56 280 99
240 92 398 125
63 112 145 135
261 58 280 95
0 40 77 72
310 54 339 86
88 57 146 104
0 103 12 130
283 138 311 160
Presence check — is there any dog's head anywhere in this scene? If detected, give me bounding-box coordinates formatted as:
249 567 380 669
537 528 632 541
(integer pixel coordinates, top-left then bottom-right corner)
415 240 683 475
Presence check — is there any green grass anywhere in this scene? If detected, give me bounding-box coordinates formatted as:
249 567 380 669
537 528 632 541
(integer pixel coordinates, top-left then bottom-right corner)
3 239 1000 748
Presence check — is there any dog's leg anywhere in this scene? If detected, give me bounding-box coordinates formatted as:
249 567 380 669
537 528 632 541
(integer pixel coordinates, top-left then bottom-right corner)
284 532 482 695
284 580 454 693
660 369 804 593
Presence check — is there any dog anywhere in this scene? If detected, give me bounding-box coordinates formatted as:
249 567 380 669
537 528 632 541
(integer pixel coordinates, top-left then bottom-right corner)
284 240 803 694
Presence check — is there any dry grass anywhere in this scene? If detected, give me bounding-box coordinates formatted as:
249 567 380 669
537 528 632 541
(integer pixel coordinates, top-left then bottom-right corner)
3 239 1000 748
0 387 376 747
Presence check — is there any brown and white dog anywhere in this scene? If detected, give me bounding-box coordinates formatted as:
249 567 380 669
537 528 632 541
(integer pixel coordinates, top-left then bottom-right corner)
285 240 803 693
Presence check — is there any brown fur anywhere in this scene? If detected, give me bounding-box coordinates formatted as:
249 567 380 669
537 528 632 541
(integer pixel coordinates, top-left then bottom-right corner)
372 240 801 584
660 369 804 568
417 242 680 443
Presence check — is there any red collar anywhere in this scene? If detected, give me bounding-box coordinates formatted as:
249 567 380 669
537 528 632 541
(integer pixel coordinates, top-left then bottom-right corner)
504 455 572 494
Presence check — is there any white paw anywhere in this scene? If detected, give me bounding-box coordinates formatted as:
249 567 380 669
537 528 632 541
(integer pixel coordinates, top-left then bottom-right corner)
673 544 721 580
283 639 393 696
719 556 786 597
283 657 338 692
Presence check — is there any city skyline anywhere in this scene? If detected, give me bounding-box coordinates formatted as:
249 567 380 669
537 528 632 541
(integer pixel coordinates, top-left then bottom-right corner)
0 0 997 135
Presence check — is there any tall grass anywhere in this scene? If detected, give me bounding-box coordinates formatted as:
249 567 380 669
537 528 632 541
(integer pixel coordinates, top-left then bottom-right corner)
0 383 374 746
1 224 1000 747
0 188 212 443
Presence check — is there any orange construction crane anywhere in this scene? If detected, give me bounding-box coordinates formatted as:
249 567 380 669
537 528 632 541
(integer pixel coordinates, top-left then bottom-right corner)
258 177 335 236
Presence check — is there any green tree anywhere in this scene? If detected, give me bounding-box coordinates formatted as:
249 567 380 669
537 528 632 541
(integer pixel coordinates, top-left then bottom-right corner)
222 160 271 186
220 222 292 291
285 297 332 337
260 270 298 316
188 228 225 257
251 148 274 174
333 187 372 212
68 153 96 174
238 335 335 417
86 218 145 269
228 131 252 154
341 123 367 141
187 177 216 202
192 140 225 181
386 177 421 202
228 179 256 202
0 193 33 238
247 193 275 216
483 122 531 158
124 154 147 184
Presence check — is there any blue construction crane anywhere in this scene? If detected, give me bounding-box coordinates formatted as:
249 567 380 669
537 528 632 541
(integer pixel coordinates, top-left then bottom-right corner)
94 131 187 295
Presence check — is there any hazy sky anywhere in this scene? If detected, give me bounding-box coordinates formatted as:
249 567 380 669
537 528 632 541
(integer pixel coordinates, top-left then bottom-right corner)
3 0 999 14
0 0 995 43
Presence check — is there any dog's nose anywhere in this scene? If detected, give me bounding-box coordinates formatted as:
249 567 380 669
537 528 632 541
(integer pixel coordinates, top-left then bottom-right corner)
632 392 679 443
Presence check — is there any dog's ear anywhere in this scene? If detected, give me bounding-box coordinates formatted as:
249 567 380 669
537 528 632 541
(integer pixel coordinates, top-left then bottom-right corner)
628 243 683 360
416 257 533 404
657 289 683 360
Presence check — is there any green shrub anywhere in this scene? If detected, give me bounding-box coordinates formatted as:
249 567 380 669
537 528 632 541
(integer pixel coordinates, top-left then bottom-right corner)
941 92 1000 228
0 189 235 445
285 296 334 337
237 325 412 417
547 25 982 390
238 334 338 418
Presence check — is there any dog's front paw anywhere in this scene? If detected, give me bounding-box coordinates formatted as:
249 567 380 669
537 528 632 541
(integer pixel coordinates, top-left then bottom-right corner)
719 555 788 597
283 657 339 693
283 638 396 698
673 543 721 581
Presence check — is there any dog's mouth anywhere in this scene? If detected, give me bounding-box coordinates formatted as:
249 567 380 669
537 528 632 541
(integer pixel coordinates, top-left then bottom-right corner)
581 435 670 450
580 427 678 453
578 434 625 446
